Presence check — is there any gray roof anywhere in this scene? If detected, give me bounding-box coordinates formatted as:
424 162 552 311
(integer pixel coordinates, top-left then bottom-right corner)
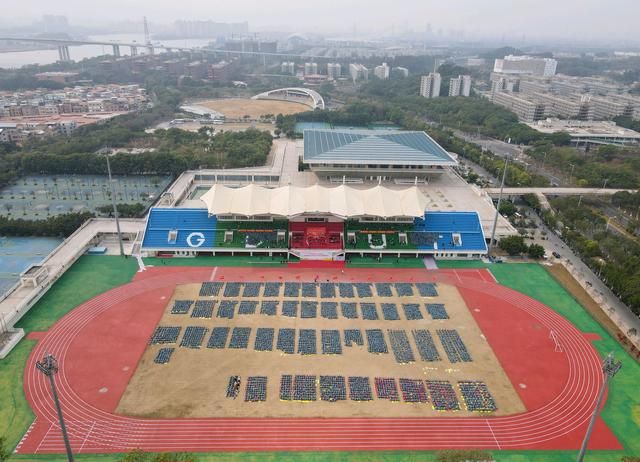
303 129 457 166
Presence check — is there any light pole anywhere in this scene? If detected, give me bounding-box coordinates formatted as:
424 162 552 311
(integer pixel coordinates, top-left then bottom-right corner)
36 353 75 462
106 155 125 256
577 353 622 462
568 163 576 185
489 157 509 252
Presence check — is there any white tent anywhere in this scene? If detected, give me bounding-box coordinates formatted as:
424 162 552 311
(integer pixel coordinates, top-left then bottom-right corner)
199 184 428 218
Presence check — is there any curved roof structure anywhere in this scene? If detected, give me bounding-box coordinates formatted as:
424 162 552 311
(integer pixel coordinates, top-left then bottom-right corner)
252 87 325 110
199 184 428 218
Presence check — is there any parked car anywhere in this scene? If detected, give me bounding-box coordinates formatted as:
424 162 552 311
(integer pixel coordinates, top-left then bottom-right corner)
552 251 561 258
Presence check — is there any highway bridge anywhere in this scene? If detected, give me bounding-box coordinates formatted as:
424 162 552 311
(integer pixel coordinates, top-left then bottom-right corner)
0 36 341 63
485 187 635 197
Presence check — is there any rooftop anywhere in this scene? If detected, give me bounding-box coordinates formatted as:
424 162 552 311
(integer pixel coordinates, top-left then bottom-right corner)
303 129 457 166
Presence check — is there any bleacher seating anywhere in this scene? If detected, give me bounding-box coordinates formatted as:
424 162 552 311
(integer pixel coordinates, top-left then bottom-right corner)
289 222 343 249
413 212 488 252
142 208 216 250
214 220 288 250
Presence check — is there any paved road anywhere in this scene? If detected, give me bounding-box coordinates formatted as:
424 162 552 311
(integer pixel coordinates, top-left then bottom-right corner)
485 187 633 196
523 206 640 341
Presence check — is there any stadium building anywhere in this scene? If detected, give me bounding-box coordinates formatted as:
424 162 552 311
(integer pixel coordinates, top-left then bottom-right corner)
141 129 487 261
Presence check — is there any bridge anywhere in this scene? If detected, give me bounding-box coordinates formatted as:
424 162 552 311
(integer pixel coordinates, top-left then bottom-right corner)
252 87 325 110
0 36 343 63
485 187 635 197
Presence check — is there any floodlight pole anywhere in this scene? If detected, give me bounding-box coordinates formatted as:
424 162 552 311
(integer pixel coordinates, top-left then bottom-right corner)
576 352 622 462
489 156 509 253
36 353 75 462
106 154 125 256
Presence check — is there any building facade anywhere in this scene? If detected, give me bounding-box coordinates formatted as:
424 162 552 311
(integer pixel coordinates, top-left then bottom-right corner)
420 73 441 98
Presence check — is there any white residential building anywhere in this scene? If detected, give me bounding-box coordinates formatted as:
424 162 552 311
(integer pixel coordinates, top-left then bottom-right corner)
493 55 558 76
349 63 369 82
373 62 390 80
449 75 472 97
327 63 341 80
280 61 295 75
393 66 409 78
420 73 441 98
304 62 318 75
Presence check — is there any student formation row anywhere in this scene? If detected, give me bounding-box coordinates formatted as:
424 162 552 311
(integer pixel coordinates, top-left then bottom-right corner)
223 374 496 412
170 299 450 321
198 281 439 299
150 326 472 363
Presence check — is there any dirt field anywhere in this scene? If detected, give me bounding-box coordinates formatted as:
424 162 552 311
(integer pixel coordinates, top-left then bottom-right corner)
117 281 524 419
153 121 274 133
200 98 309 119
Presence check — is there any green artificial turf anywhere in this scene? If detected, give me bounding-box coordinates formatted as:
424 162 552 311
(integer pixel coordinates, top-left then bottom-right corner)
143 255 286 267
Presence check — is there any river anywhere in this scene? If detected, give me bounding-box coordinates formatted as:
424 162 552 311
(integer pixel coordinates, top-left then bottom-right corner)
0 34 215 69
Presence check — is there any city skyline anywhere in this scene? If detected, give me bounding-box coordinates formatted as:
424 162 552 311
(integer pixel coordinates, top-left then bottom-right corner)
1 0 640 44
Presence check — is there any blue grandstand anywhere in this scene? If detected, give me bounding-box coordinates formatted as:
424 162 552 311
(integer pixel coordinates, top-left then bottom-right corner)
142 208 217 250
416 211 487 253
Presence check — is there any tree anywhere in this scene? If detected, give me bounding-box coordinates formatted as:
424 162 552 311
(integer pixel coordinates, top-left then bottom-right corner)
499 200 517 217
0 436 10 462
498 235 528 255
528 243 546 259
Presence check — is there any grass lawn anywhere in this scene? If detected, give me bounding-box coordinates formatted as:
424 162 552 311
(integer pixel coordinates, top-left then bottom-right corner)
2 258 638 462
143 255 285 268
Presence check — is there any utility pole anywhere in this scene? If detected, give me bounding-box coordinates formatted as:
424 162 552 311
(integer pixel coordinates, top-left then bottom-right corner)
577 353 622 462
106 155 125 256
36 353 74 462
489 157 509 252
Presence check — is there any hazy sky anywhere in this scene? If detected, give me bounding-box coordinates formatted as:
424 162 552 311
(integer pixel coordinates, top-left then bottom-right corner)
7 0 640 42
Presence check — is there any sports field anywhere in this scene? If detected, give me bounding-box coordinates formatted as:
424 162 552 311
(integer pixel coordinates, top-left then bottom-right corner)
200 98 309 119
1 257 638 461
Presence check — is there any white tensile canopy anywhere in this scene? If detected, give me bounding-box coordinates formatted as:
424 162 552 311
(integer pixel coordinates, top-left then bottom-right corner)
199 184 428 218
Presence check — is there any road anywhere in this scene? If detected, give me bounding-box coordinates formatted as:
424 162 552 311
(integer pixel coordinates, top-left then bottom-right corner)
523 206 640 341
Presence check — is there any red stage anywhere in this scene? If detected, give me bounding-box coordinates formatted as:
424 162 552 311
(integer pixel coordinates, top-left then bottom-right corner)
17 266 621 454
290 222 343 249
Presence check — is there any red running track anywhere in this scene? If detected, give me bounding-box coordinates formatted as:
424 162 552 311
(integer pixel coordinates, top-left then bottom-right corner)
17 267 621 454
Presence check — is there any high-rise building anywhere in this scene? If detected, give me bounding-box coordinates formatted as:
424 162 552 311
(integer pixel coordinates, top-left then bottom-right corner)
281 61 295 75
349 64 369 82
393 67 409 78
327 63 342 80
449 75 472 97
373 62 390 80
304 62 318 75
493 55 557 76
420 73 441 98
